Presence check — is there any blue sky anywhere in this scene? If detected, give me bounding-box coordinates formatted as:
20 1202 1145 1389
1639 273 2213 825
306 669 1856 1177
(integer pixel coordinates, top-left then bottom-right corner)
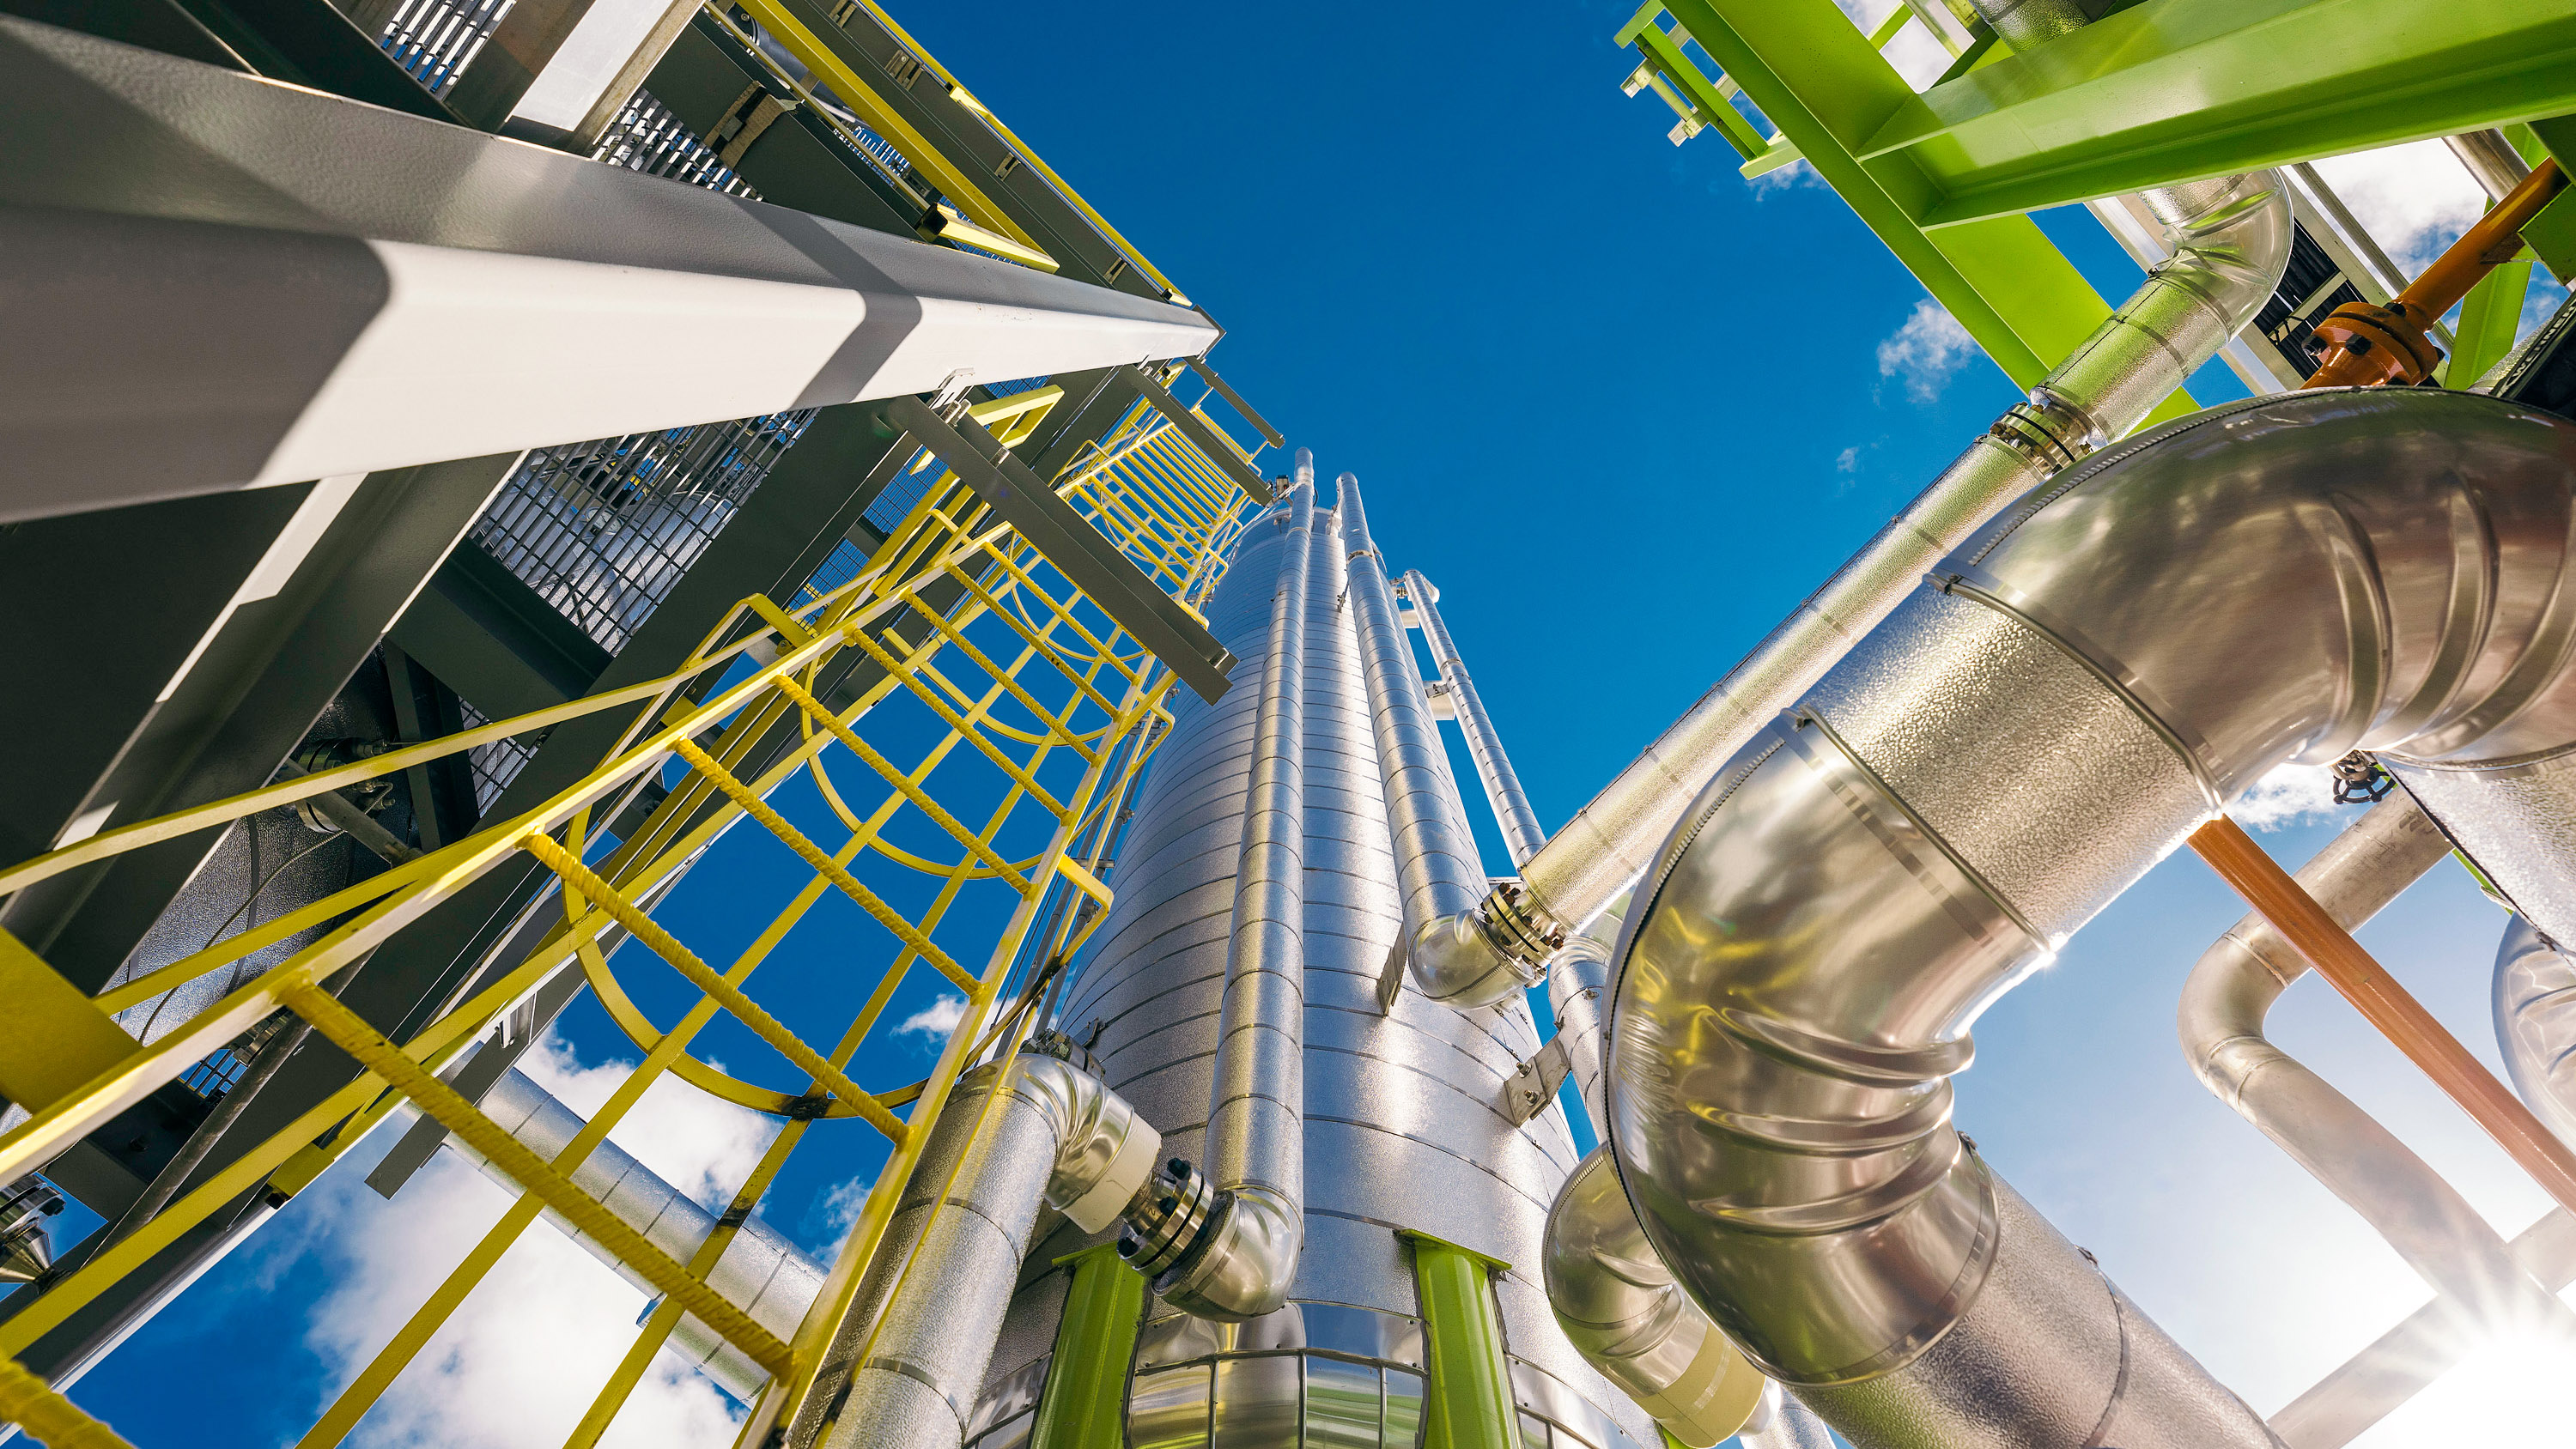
45 0 2576 1444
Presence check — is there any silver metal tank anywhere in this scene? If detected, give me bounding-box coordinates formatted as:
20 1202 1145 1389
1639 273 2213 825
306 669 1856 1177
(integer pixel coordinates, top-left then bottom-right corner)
965 487 1657 1449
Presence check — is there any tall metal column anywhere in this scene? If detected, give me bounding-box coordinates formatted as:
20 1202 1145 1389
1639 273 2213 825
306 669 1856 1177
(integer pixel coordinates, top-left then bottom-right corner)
1401 572 1546 870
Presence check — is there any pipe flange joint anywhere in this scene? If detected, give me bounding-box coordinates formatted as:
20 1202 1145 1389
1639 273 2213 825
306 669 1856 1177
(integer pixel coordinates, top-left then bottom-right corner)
1483 882 1567 980
1990 394 2098 476
1117 1157 1218 1278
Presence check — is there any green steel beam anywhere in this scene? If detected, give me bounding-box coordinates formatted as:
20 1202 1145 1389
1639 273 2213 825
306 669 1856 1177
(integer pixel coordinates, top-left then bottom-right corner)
1858 0 2576 227
2444 258 2532 387
1656 0 2194 418
1028 1246 1145 1449
1402 1230 1520 1449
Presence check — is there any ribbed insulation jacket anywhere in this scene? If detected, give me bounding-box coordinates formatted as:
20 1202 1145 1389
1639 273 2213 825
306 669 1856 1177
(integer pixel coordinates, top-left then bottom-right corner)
967 485 1658 1449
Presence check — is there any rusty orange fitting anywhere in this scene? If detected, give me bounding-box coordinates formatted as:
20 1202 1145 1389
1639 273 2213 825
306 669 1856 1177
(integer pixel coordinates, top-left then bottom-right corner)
2304 157 2567 390
2190 815 2576 1218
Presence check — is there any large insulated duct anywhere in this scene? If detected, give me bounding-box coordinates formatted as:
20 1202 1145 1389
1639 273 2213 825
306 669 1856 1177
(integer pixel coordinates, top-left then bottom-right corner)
1542 1149 1766 1447
1340 476 1513 1007
1609 388 2576 1449
1409 36 2293 999
2181 799 2576 1352
1118 458 1314 1320
819 1052 1163 1449
2498 916 2576 1149
1404 569 1548 869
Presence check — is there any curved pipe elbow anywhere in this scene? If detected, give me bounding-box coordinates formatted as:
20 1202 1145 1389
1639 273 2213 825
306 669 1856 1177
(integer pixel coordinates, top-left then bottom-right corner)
1407 911 1529 1009
2495 916 2576 1149
1153 1183 1300 1322
1000 1053 1163 1234
1612 390 2576 1415
1544 1149 1765 1448
2038 169 2293 444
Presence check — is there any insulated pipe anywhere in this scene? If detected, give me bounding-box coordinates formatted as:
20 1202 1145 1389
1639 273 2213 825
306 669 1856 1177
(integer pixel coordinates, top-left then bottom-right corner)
1412 168 2291 994
1610 388 2576 1449
1404 569 1548 869
2497 916 2576 1153
819 1052 1163 1449
1340 477 1511 1006
1547 895 1630 1137
456 1067 828 1404
1542 1149 1766 1448
1136 458 1313 1321
2179 800 2576 1349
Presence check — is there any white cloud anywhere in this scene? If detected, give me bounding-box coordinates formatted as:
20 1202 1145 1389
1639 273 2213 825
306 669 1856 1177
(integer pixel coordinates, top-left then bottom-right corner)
1747 158 1826 196
2227 762 2343 833
1835 446 1862 473
2307 140 2489 275
258 1034 781 1449
1877 299 1980 403
895 994 967 1040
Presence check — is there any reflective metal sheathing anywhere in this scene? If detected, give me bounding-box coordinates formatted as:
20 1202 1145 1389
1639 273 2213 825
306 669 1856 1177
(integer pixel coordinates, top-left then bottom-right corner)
1404 568 1547 869
1614 389 2576 1449
2181 799 2576 1367
1541 1149 1765 1446
1340 478 1515 1008
2499 915 2576 1150
1739 1385 1837 1449
460 1067 824 1404
1416 74 2293 990
820 1055 1166 1449
981 467 1655 1449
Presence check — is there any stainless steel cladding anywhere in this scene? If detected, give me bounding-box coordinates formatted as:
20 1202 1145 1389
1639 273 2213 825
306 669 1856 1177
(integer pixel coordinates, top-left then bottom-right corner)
2181 799 2576 1377
1340 478 1521 1009
2499 915 2576 1154
1423 95 2293 991
817 1056 1168 1449
1403 568 1547 870
1541 1149 1765 1446
1613 390 2576 1449
975 477 1656 1449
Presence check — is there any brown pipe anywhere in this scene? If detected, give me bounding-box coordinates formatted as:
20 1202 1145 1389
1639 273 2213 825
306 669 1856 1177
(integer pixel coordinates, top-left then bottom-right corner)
2188 815 2576 1218
2304 158 2567 388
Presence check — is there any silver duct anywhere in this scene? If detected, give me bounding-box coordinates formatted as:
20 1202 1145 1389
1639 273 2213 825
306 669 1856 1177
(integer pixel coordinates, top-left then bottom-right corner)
1541 1149 1765 1447
819 1052 1163 1449
2181 799 2576 1359
1125 468 1315 1321
1411 30 2293 997
1548 931 1612 1135
1612 388 2576 1449
2499 914 2576 1146
456 1067 828 1404
1404 569 1547 869
1339 476 1515 1009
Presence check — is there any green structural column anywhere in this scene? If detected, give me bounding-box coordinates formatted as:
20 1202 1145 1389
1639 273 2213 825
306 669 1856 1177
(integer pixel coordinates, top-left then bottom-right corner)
1028 1245 1148 1449
1402 1230 1521 1449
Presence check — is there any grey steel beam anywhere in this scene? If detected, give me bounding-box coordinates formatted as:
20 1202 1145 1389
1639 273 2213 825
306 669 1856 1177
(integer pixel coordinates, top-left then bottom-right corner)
1185 357 1285 449
1121 367 1274 502
0 17 1217 522
880 394 1237 704
0 452 520 989
389 544 617 722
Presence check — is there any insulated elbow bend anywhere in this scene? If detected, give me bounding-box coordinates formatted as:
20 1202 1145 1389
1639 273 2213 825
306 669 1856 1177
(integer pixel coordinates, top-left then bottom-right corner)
1001 1053 1163 1233
2037 170 2292 443
1544 1149 1765 1448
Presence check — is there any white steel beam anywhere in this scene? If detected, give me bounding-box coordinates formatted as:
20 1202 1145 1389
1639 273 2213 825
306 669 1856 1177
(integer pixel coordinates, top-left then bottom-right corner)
0 16 1218 523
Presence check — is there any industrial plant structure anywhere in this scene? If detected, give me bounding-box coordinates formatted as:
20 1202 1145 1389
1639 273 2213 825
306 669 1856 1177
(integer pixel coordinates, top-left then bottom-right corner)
3 0 2576 1447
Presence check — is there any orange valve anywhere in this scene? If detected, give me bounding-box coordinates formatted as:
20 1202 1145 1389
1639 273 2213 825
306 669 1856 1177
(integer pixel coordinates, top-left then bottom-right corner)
2306 158 2567 390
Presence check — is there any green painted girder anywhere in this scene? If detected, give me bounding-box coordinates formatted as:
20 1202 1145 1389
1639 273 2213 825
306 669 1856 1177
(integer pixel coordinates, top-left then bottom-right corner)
1656 0 2195 416
1402 1230 1521 1449
1028 1246 1145 1449
1862 0 2576 228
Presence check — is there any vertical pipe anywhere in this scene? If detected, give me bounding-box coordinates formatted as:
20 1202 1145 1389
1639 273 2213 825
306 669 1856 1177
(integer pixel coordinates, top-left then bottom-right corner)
1340 479 1498 1007
1404 571 1546 870
1161 453 1313 1320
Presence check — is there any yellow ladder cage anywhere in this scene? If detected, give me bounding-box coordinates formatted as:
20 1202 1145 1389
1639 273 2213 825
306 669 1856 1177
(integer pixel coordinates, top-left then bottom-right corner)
0 385 1263 1449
